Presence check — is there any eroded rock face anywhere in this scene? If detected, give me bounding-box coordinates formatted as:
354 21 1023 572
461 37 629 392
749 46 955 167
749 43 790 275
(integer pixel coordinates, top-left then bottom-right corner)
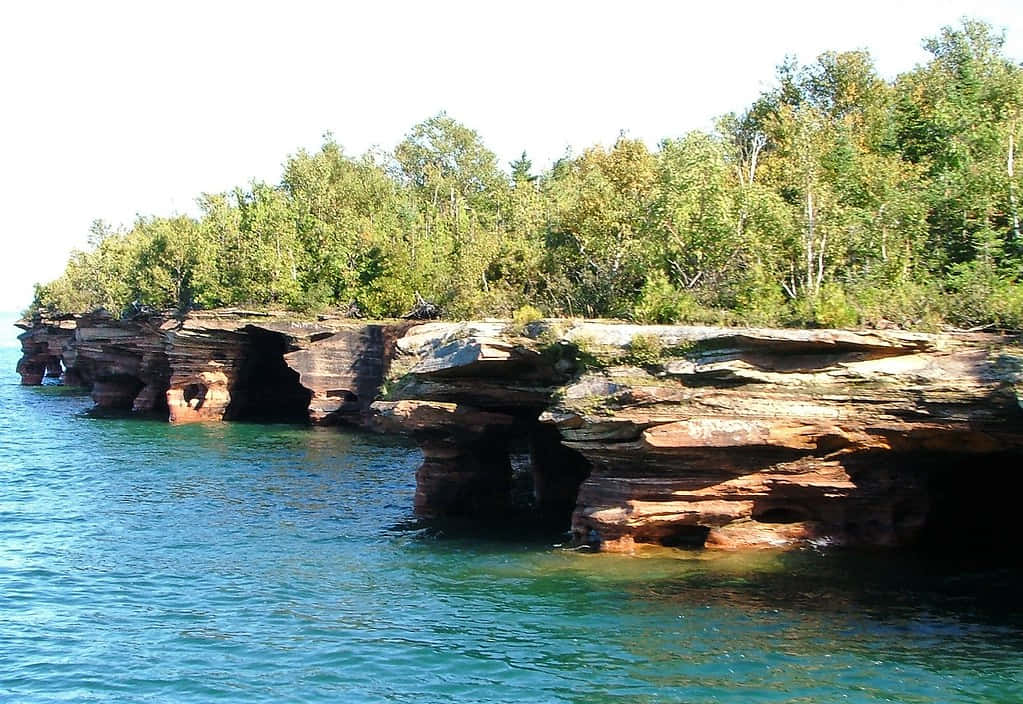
15 310 408 426
15 313 1023 553
161 316 247 423
377 320 1023 551
18 310 172 412
542 323 1023 550
15 317 76 385
285 321 414 424
370 322 580 519
373 399 518 516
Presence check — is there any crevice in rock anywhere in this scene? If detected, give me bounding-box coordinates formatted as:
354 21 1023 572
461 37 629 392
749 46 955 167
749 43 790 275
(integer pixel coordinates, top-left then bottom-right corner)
407 410 593 537
753 504 812 524
415 428 514 518
916 452 1023 562
227 327 312 423
44 357 64 379
144 383 170 415
638 525 711 549
529 423 591 527
182 383 207 409
91 374 146 411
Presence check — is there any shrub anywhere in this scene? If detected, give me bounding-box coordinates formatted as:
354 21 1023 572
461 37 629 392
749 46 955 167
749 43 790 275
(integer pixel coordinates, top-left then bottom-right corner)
732 265 790 326
791 284 859 329
846 276 945 331
633 272 707 324
945 260 1023 331
566 332 607 369
626 333 665 366
509 304 544 334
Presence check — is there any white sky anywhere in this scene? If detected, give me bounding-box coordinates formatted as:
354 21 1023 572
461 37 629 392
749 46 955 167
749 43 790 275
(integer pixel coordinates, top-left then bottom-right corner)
2 0 1021 312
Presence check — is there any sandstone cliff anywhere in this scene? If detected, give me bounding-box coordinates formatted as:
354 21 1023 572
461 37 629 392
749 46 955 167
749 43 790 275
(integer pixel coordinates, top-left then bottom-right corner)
16 313 1023 552
16 310 408 425
372 320 1023 551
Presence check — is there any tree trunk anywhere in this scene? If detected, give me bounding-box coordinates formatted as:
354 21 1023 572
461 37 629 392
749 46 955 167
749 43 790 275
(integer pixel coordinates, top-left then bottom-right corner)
805 186 816 295
878 204 888 262
1009 132 1020 243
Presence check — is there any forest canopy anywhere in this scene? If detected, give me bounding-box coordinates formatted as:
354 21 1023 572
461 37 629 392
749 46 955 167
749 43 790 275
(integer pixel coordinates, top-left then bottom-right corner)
31 19 1023 330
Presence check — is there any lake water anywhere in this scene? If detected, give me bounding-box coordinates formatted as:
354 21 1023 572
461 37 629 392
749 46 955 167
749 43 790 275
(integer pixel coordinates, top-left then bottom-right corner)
1 318 1021 703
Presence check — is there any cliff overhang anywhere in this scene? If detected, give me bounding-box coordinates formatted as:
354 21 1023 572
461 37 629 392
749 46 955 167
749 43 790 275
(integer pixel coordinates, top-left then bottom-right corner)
15 312 1023 553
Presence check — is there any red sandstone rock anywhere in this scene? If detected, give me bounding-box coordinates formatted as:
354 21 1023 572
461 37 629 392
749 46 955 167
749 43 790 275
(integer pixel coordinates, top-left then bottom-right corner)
15 317 76 385
378 320 1023 551
15 309 409 426
540 323 1022 550
49 310 171 412
14 314 1023 553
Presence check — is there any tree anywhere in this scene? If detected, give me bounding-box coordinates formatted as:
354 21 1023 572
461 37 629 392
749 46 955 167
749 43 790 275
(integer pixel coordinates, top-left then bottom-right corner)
652 132 739 297
510 151 536 184
393 114 512 314
282 139 406 309
132 215 211 310
544 136 657 316
394 113 508 224
895 19 1023 265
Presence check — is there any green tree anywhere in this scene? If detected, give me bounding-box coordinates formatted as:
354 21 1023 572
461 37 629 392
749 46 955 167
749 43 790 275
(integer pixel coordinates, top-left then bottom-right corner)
895 19 1023 264
510 150 536 184
544 136 657 317
652 132 739 298
393 114 512 314
283 139 405 310
131 215 212 310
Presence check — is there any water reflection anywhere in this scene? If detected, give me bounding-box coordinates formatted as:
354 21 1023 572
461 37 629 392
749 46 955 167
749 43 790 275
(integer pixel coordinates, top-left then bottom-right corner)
4 344 1023 704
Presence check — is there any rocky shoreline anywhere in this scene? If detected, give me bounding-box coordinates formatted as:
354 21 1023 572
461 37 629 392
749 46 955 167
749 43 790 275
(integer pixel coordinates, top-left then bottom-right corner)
15 310 1023 553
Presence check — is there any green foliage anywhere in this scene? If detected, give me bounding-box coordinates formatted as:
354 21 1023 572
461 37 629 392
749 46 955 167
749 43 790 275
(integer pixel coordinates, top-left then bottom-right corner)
544 136 657 317
510 151 535 184
508 304 544 335
791 283 859 328
945 257 1023 330
565 333 607 370
732 264 790 326
625 334 665 366
29 20 1023 333
633 272 699 324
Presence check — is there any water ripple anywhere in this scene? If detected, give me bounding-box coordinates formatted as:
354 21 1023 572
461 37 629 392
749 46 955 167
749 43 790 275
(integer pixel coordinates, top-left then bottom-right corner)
1 345 1022 703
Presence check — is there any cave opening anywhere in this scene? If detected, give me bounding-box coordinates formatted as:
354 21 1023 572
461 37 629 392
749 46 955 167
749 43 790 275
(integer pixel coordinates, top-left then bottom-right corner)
183 383 207 408
91 374 146 411
146 382 170 415
917 452 1023 563
528 423 591 529
753 505 811 525
227 328 312 423
637 525 712 549
425 416 592 537
44 357 64 379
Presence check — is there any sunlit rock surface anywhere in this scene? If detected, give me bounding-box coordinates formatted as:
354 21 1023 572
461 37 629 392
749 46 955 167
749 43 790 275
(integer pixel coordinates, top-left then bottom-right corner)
377 320 1023 551
16 310 407 425
16 313 1023 551
15 316 76 385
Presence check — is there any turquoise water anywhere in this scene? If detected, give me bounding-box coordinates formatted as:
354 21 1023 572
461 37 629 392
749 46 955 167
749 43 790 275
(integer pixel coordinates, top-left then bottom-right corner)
2 321 1022 703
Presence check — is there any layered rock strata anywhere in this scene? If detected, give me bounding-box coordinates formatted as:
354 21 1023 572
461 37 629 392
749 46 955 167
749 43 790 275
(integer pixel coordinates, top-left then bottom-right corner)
16 310 407 425
542 325 1023 550
371 322 586 519
16 313 1023 552
15 316 76 385
374 321 1023 551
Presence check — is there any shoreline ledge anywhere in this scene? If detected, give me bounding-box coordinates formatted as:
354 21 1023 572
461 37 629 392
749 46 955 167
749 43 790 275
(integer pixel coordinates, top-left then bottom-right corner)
15 309 1023 553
